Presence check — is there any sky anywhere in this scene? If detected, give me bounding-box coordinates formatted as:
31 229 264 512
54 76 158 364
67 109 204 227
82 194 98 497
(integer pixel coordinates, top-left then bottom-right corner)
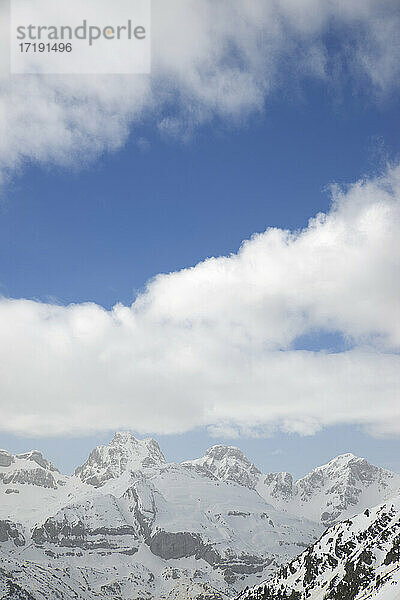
0 0 399 478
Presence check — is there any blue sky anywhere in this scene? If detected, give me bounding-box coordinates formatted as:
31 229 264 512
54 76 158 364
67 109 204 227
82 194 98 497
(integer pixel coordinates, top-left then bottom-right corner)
0 1 399 478
2 84 399 309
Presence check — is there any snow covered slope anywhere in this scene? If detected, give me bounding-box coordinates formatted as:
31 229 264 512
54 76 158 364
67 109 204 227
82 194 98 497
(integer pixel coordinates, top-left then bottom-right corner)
235 495 400 600
0 549 101 600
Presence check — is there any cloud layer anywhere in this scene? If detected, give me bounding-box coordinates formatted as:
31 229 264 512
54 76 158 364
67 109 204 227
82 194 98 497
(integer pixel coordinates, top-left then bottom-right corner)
1 0 399 183
1 166 399 438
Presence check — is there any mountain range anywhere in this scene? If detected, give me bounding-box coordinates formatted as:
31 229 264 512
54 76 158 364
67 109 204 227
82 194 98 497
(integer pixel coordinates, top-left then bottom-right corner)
0 432 399 599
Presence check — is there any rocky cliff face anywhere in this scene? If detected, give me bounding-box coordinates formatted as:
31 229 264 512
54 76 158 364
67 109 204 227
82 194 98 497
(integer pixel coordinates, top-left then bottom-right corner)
235 495 400 600
262 472 294 501
0 520 25 547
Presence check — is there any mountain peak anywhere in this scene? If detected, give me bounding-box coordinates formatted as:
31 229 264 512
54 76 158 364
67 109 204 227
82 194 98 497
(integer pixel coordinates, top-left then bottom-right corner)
0 448 59 472
293 453 400 525
205 444 247 459
111 431 162 454
324 452 358 466
0 448 61 491
185 444 261 489
333 451 357 460
15 450 59 473
111 431 137 444
75 432 166 487
312 452 383 482
0 449 14 468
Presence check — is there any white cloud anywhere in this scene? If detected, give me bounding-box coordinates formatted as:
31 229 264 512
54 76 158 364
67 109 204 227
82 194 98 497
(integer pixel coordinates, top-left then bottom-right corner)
0 166 399 437
0 0 399 183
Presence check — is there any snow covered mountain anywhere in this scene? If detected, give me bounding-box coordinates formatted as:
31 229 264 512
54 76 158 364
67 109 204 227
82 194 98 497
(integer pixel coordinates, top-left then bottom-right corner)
187 446 400 527
257 453 400 527
75 432 166 486
235 495 400 600
0 447 89 528
0 433 399 599
183 445 261 489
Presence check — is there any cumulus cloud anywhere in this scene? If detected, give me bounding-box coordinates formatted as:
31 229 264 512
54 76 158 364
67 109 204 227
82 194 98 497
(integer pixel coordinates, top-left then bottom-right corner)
0 0 399 183
0 166 399 437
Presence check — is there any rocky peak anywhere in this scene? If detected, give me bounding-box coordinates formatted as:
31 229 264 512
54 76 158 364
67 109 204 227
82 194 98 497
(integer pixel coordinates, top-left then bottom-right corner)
0 449 60 489
292 453 400 526
319 452 366 475
0 450 14 468
112 431 137 445
15 450 59 473
185 444 261 489
75 431 166 487
295 453 384 499
205 445 249 461
333 454 382 484
111 432 165 465
0 449 59 472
